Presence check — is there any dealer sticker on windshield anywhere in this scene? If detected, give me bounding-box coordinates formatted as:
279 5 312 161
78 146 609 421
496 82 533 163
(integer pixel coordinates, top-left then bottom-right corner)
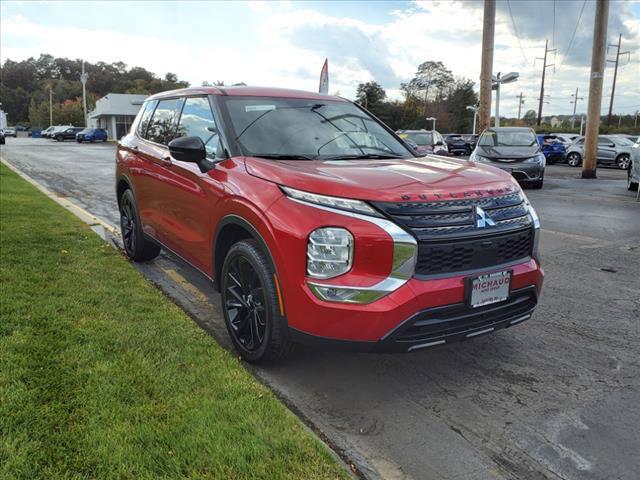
469 271 511 308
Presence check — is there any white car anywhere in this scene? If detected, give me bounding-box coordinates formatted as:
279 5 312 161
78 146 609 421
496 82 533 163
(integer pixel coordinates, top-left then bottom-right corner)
3 128 17 137
628 139 640 192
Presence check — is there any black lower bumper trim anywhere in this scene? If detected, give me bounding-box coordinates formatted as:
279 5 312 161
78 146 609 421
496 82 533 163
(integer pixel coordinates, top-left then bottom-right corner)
289 286 539 353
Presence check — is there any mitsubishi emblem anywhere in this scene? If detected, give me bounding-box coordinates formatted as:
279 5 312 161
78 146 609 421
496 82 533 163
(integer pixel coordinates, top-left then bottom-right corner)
475 206 496 228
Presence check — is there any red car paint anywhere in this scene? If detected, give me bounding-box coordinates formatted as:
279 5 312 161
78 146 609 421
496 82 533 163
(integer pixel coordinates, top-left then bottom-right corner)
116 87 543 353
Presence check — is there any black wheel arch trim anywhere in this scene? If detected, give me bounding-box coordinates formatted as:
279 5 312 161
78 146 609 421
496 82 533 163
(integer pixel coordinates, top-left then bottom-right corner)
116 173 136 206
213 215 284 311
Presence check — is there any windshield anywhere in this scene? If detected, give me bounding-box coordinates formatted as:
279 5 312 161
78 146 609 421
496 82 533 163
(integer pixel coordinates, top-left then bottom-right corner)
222 97 412 160
614 136 634 146
479 130 537 147
399 132 433 145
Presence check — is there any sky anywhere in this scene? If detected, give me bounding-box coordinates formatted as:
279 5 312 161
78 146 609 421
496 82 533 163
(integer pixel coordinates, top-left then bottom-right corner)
1 0 639 118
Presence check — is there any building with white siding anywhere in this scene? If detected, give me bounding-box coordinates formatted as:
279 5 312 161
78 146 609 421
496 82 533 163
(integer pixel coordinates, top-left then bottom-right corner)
88 93 147 140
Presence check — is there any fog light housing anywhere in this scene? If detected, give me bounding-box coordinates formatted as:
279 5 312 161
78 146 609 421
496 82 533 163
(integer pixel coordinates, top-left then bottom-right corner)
307 227 353 279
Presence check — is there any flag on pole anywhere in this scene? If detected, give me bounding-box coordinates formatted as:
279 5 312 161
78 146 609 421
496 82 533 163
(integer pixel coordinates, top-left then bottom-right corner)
318 58 329 94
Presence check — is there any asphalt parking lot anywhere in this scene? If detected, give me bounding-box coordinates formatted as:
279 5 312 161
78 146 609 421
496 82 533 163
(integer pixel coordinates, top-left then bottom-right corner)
2 137 639 480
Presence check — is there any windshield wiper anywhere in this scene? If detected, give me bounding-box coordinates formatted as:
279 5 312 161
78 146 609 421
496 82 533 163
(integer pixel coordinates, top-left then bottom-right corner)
323 153 401 160
253 153 316 161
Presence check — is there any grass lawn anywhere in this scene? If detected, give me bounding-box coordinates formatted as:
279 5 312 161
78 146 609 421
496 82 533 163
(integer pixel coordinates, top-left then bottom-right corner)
0 163 348 480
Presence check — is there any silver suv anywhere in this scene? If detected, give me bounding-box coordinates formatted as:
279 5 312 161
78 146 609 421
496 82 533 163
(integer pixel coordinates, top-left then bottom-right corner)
565 135 633 169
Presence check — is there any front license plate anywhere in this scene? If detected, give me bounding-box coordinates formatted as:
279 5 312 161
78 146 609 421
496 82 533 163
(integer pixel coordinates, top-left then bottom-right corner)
469 271 511 308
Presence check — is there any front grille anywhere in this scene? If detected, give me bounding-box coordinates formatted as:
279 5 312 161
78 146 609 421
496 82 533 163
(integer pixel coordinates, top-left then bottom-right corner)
394 287 537 345
372 192 534 276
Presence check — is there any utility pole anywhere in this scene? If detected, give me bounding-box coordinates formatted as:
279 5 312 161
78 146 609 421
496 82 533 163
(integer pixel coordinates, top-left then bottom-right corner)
635 110 638 128
606 34 630 126
479 0 495 133
516 92 525 119
570 88 584 128
536 40 556 126
583 0 609 179
49 85 53 126
80 61 89 128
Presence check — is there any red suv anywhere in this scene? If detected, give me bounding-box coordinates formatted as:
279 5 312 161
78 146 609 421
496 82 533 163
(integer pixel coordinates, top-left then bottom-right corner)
116 87 543 362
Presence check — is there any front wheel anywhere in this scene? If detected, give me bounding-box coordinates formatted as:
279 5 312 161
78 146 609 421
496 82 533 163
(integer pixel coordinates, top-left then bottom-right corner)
55 136 63 142
119 189 160 261
616 154 630 170
567 152 582 167
221 240 296 363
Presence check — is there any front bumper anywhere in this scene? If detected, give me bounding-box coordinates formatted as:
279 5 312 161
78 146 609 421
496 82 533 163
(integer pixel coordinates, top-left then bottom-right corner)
491 162 544 181
290 285 539 352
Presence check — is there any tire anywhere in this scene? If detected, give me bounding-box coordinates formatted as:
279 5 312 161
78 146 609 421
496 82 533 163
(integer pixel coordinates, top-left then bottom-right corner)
55 135 63 142
119 189 160 261
220 239 296 363
616 154 630 170
628 163 639 191
102 138 107 142
76 139 81 143
567 152 582 167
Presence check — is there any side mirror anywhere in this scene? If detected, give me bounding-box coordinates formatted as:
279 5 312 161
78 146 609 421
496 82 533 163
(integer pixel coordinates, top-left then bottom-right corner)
169 136 207 162
168 136 213 173
435 141 444 146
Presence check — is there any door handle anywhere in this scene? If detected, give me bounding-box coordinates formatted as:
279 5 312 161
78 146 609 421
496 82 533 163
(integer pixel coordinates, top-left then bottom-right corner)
131 146 139 152
160 156 172 167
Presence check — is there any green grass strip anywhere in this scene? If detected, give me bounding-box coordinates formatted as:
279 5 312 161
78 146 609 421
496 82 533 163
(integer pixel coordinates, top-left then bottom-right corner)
0 163 348 480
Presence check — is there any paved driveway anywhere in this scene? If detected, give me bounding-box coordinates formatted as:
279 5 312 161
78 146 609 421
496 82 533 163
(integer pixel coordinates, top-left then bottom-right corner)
2 137 639 480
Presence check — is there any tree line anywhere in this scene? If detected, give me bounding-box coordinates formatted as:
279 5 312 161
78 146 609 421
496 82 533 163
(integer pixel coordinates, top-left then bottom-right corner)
1 54 190 126
355 61 479 133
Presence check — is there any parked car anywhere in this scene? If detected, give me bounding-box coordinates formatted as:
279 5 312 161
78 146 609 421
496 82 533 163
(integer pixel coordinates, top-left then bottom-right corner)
15 124 30 132
550 132 580 146
443 134 469 155
463 134 479 152
628 138 640 192
40 126 56 138
0 130 5 145
43 125 73 138
76 128 108 143
536 134 566 164
3 128 17 137
621 135 639 145
53 127 84 141
396 129 449 155
564 135 633 169
470 127 545 188
116 87 543 362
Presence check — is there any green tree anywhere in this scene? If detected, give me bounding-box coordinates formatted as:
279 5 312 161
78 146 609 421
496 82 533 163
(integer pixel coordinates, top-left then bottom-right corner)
355 81 386 112
523 109 537 126
402 61 454 115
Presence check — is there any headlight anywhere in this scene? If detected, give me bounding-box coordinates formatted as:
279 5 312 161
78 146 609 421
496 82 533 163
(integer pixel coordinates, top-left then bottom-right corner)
307 227 353 279
470 151 491 163
281 186 379 216
525 153 546 165
521 191 541 260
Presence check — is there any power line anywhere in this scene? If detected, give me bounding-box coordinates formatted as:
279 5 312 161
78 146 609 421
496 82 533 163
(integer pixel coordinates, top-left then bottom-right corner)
558 0 587 71
506 0 529 65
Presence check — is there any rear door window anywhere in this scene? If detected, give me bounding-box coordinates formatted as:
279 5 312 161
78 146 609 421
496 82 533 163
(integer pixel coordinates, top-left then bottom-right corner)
175 97 220 158
146 98 184 145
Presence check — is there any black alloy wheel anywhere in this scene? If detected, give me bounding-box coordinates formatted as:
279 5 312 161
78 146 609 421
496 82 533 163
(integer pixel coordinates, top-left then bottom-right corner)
120 193 137 255
118 189 160 261
220 239 296 363
224 255 267 352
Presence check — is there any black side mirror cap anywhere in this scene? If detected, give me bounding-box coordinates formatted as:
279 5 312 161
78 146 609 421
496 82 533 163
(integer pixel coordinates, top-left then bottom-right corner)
435 141 444 146
169 136 206 162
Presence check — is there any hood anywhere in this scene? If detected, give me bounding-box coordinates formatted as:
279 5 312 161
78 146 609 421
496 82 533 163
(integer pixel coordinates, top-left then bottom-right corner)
477 144 540 161
244 156 518 203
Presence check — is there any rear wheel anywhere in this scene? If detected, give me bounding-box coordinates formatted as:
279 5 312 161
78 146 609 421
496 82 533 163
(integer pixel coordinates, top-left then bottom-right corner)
221 239 296 363
119 189 160 261
567 152 581 167
55 135 63 142
616 154 630 170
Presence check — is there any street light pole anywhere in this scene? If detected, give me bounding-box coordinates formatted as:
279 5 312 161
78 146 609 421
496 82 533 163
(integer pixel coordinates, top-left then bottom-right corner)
492 72 519 128
495 73 501 127
80 61 89 128
466 105 479 134
426 117 436 131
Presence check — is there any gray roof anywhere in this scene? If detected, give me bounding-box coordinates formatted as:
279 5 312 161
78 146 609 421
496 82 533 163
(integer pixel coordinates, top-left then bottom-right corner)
89 93 148 118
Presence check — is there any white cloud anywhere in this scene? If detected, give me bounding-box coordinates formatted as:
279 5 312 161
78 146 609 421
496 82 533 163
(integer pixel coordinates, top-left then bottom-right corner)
2 1 639 117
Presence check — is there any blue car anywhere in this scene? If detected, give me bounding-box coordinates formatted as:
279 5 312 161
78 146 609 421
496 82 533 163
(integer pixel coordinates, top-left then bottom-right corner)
536 135 566 164
76 128 108 143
